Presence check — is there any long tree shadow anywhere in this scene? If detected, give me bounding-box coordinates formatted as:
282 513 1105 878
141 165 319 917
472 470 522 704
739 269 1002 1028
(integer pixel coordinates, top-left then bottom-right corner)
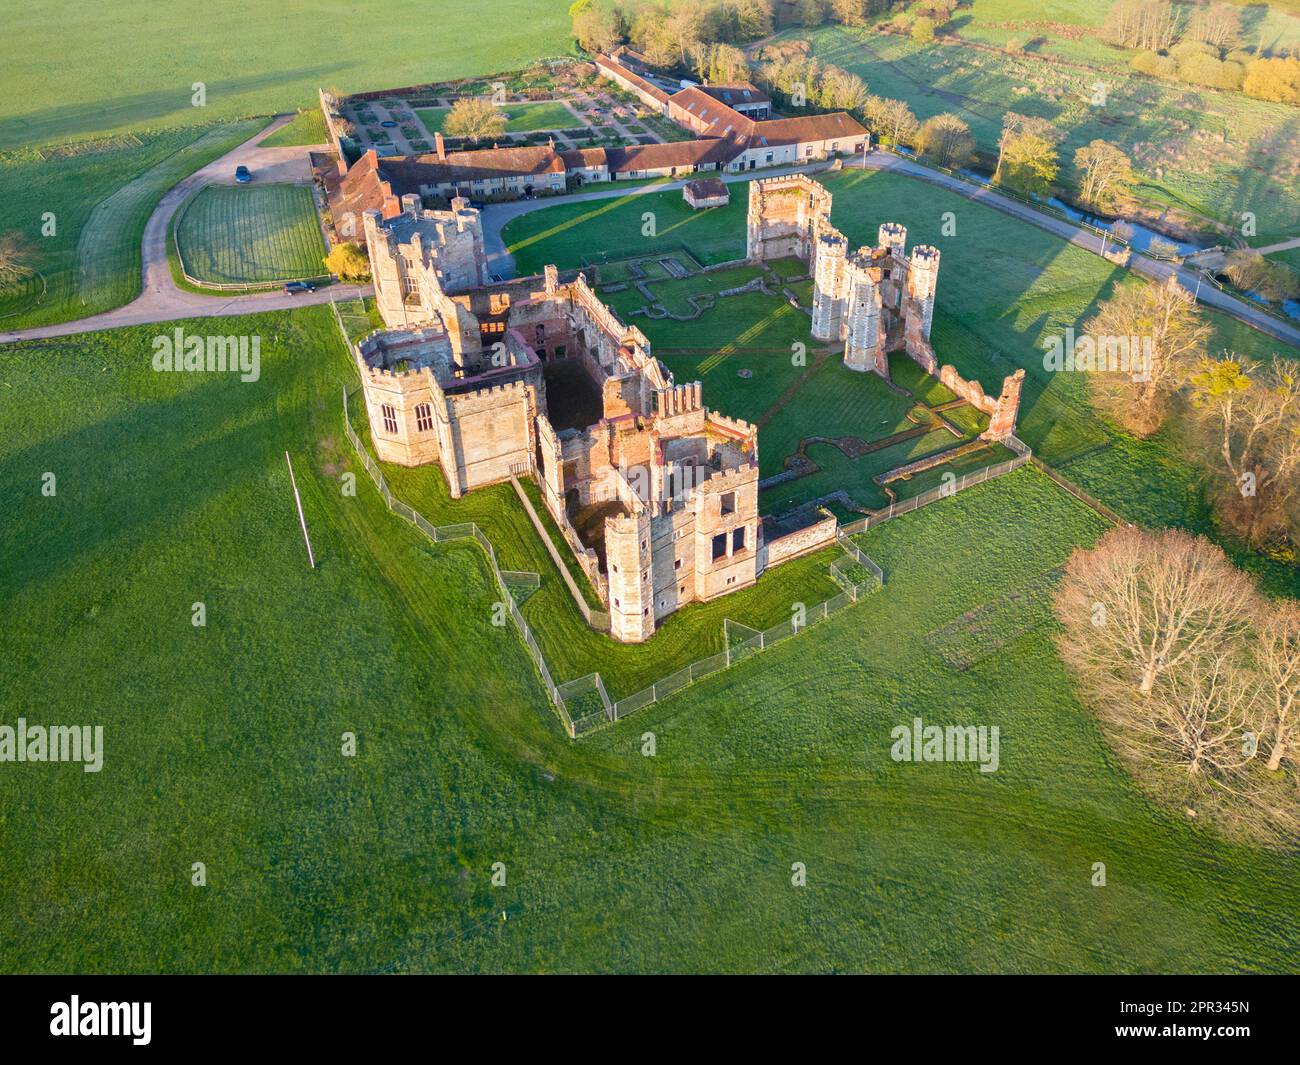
0 365 293 602
0 63 347 150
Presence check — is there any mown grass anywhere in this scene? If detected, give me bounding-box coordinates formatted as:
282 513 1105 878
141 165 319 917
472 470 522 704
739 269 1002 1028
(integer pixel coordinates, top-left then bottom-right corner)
0 1 572 151
505 185 746 275
175 183 325 285
259 109 329 148
0 119 266 328
5 307 1300 972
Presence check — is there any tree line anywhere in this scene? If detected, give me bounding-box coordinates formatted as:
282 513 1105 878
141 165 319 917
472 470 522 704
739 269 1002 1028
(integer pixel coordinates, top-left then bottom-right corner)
1056 525 1298 847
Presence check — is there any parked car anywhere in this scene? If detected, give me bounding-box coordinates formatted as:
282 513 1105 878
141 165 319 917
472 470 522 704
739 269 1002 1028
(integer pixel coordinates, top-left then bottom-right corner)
234 165 252 184
284 281 316 295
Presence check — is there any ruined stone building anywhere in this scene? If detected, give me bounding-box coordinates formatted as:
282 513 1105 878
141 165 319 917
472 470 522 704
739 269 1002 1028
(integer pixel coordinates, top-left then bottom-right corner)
352 184 1025 644
748 175 1024 442
356 198 765 642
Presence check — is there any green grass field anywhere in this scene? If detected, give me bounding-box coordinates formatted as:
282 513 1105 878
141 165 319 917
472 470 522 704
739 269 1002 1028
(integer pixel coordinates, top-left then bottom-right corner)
790 21 1300 240
4 0 1300 976
259 109 329 148
0 1 572 151
0 119 266 328
4 306 1300 972
506 185 745 275
175 183 325 285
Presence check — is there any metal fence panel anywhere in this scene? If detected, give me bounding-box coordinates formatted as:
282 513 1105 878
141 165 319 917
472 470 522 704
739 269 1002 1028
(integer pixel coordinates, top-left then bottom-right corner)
613 686 656 720
691 651 729 680
654 664 693 699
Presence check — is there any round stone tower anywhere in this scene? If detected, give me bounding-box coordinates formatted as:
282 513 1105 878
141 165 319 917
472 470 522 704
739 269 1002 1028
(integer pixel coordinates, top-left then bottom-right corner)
842 256 885 374
811 230 848 341
907 245 941 339
878 222 907 254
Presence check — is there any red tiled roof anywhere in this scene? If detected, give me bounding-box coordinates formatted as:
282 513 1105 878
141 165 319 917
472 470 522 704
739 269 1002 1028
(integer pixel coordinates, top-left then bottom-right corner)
744 112 867 148
559 147 609 169
700 83 770 107
684 178 728 199
605 138 733 173
381 144 565 186
669 86 756 139
594 52 671 105
327 150 399 226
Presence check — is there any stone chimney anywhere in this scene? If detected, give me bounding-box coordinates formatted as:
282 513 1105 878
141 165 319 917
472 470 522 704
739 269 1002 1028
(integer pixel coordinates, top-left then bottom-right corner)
434 132 446 161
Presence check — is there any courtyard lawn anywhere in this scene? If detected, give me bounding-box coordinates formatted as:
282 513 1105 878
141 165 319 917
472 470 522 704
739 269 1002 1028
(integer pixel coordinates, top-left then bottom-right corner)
635 292 815 428
6 308 1300 972
759 355 932 480
0 119 266 328
504 185 747 275
416 101 579 138
175 183 326 286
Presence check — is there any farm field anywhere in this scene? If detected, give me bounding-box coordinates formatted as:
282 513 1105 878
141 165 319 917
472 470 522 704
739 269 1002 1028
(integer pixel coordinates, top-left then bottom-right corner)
4 306 1300 972
788 22 1300 241
504 169 1300 592
0 119 265 328
0 1 572 151
175 183 326 285
416 100 578 136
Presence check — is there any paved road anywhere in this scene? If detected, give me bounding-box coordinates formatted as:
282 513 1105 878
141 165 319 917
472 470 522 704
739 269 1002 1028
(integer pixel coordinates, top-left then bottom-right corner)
1190 234 1300 272
6 139 1293 351
0 115 370 345
860 154 1300 349
483 151 1300 350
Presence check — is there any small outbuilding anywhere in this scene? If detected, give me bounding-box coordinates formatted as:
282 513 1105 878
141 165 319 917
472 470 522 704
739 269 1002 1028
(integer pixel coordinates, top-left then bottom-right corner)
683 178 729 209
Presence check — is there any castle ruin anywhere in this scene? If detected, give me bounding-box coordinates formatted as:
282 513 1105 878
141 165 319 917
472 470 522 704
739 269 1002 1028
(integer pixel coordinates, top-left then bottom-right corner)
356 197 763 642
747 175 1024 442
352 180 1025 643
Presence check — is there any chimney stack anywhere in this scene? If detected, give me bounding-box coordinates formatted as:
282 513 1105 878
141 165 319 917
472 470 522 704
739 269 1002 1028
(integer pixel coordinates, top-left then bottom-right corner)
434 132 446 161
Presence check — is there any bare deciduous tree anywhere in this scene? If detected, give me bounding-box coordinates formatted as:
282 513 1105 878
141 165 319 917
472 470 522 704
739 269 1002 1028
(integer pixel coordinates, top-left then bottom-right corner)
1102 0 1179 52
1188 355 1300 545
916 112 974 168
1055 526 1260 699
0 231 36 285
1256 601 1300 773
444 98 507 143
1186 2 1241 53
1084 274 1211 435
1054 528 1300 845
1073 139 1136 214
864 95 919 148
1141 648 1264 778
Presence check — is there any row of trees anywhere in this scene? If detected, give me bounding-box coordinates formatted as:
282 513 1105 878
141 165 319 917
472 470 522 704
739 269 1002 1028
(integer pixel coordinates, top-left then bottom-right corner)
1083 273 1300 553
571 0 776 67
1056 525 1298 846
1106 0 1300 104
